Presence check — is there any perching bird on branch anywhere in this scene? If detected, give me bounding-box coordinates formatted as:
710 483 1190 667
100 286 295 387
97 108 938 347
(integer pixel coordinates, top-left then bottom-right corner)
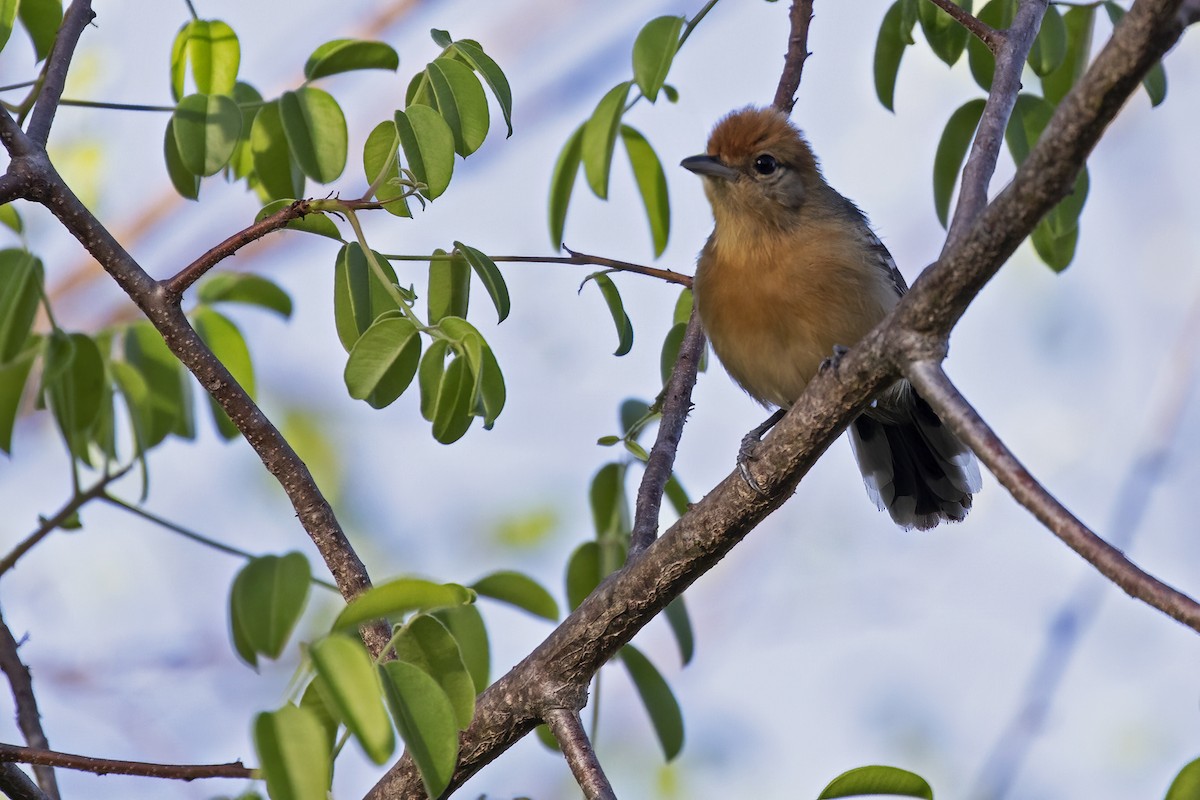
682 106 979 530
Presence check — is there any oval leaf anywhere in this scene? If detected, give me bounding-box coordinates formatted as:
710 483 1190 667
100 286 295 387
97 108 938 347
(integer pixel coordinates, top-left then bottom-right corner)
344 315 422 409
548 124 585 247
874 0 914 111
428 248 470 323
620 645 684 761
310 634 395 765
431 355 474 444
665 595 695 666
817 765 934 799
453 241 509 323
333 578 472 631
279 87 347 183
255 199 342 240
1043 6 1095 106
363 120 411 217
450 39 512 136
1166 757 1200 800
632 16 684 102
932 98 986 227
18 0 62 63
394 614 476 729
229 552 311 663
585 272 633 356
163 119 201 199
333 243 403 352
1027 4 1066 76
173 93 243 177
379 661 458 799
918 0 970 66
395 104 455 200
0 343 37 455
42 331 105 462
250 101 305 201
192 306 255 439
1005 93 1054 165
197 272 293 318
0 249 43 363
565 540 602 611
581 81 631 198
186 19 240 96
426 57 490 157
254 705 332 800
620 125 669 256
122 321 195 444
418 339 450 422
967 0 1013 91
305 39 399 81
432 605 490 694
471 570 558 621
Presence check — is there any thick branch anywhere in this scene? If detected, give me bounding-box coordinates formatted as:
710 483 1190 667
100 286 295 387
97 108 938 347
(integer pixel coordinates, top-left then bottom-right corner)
944 0 1048 251
543 709 616 800
0 612 59 800
26 0 95 146
629 311 705 557
772 0 814 112
925 0 1003 51
906 360 1200 632
0 764 48 800
0 743 251 781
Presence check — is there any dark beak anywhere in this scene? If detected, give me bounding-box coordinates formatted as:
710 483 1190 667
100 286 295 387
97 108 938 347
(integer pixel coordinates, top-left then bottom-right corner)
681 154 739 181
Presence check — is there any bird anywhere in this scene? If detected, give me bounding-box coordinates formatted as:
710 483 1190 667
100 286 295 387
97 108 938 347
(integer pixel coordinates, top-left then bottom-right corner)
682 106 980 530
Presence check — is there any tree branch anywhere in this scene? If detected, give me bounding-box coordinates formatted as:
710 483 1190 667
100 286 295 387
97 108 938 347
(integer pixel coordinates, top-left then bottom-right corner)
925 0 1003 51
944 0 1048 252
0 743 252 781
0 764 48 800
0 612 59 800
629 311 705 557
561 246 692 287
543 709 616 800
25 0 96 146
905 360 1200 632
772 0 814 113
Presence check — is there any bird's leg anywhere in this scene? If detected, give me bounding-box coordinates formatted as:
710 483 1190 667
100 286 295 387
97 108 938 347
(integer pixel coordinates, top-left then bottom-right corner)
738 408 787 493
819 344 851 376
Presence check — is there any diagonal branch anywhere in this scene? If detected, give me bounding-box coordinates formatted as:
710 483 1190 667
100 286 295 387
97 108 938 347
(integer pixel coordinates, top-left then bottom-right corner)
0 764 48 800
543 709 617 800
0 612 60 800
925 0 1003 51
905 359 1200 631
772 0 814 112
26 0 96 146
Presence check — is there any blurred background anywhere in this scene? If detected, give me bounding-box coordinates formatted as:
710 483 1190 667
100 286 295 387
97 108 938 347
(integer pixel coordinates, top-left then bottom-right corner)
1 1 1199 798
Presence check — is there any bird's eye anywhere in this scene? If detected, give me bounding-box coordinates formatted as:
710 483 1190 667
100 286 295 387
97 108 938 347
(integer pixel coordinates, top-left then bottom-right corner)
753 154 778 175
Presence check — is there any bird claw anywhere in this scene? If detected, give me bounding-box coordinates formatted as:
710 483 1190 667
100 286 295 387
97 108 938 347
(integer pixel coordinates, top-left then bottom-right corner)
820 344 851 376
738 431 767 495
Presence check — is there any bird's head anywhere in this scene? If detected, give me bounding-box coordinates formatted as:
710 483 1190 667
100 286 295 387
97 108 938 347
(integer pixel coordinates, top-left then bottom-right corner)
681 106 823 230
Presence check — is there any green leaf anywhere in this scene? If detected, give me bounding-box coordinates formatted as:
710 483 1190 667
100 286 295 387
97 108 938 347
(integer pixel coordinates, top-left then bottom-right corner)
198 273 293 318
250 101 305 201
305 39 399 81
874 0 916 111
932 98 986 227
430 28 453 48
170 22 189 102
184 20 240 96
299 678 339 753
109 360 153 464
632 16 684 102
394 614 476 729
254 199 342 240
431 354 474 444
42 331 105 462
1030 215 1078 272
395 105 455 200
660 321 687 386
585 272 633 356
0 204 21 233
122 321 195 444
431 605 490 694
17 0 62 62
967 0 1014 91
1166 757 1200 800
673 288 694 325
173 93 243 177
344 314 422 409
664 596 694 665
1027 5 1066 76
1043 6 1095 106
620 125 670 256
229 553 311 664
581 81 631 198
1005 93 1054 165
664 472 690 516
475 339 505 428
449 39 513 136
333 243 402 352
426 57 490 157
0 342 37 455
428 249 470 323
471 570 558 621
379 661 459 799
817 765 934 799
1102 3 1167 106
918 0 970 66
363 120 411 218
418 339 449 422
279 88 347 183
332 578 473 631
310 634 395 765
163 119 201 200
228 81 264 182
620 645 684 761
590 461 626 538
0 249 43 363
192 306 255 439
548 124 585 248
565 540 602 611
453 241 509 323
253 705 332 800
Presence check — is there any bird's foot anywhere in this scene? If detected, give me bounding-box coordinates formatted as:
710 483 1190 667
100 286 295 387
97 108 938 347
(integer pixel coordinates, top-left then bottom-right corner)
737 431 767 494
819 344 851 376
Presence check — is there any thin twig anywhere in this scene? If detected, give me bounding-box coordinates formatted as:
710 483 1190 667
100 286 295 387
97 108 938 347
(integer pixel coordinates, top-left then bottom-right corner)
904 359 1200 633
772 0 814 113
543 709 617 800
0 466 132 577
383 249 693 288
26 0 96 146
629 311 706 557
0 743 252 781
925 0 1004 51
972 287 1200 799
0 611 60 800
0 764 48 800
943 0 1047 253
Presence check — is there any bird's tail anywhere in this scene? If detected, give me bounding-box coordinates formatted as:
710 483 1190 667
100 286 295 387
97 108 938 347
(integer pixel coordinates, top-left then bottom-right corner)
848 384 981 531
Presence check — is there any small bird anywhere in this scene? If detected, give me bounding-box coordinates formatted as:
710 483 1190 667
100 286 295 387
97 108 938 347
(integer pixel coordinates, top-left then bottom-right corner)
682 106 979 530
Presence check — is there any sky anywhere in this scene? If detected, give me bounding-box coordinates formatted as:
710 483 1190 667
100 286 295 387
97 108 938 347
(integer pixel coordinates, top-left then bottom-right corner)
2 1 1200 799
